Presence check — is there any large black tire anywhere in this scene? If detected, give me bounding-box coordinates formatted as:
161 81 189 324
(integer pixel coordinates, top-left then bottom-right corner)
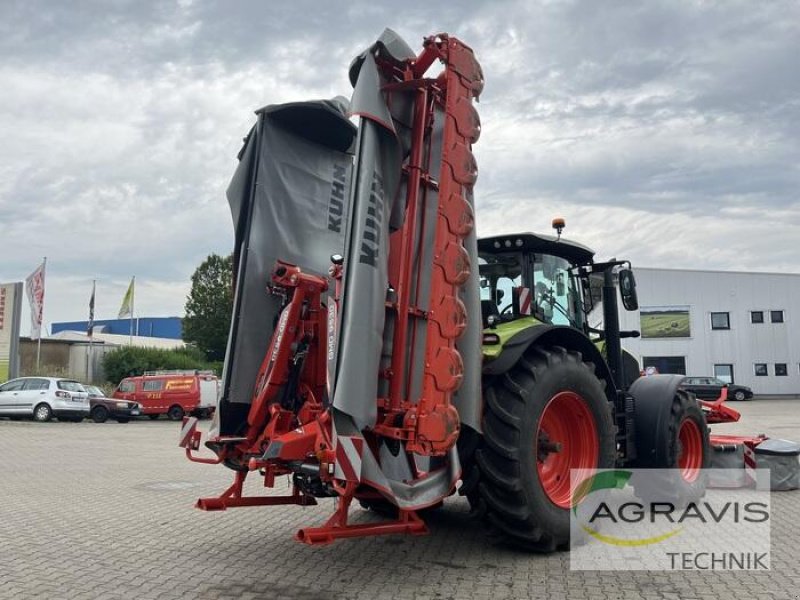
631 389 710 504
33 403 53 422
465 346 616 552
91 406 109 423
732 389 747 402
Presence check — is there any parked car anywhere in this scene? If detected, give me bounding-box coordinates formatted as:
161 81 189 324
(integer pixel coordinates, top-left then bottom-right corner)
112 370 219 421
678 376 754 401
84 385 142 423
0 377 90 421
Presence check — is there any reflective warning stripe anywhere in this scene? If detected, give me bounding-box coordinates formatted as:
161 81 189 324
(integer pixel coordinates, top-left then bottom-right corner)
178 416 199 447
334 436 364 482
518 286 531 315
744 444 757 483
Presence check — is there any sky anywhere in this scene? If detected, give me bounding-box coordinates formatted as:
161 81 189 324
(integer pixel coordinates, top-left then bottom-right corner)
1 0 798 336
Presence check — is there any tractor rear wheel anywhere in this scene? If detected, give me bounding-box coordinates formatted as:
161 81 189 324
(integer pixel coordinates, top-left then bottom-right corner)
469 346 616 551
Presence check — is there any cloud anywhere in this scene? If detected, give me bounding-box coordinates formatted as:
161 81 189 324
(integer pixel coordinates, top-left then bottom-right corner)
1 0 798 333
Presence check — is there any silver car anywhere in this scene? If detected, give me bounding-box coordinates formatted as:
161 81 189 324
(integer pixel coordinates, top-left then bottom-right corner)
0 377 90 422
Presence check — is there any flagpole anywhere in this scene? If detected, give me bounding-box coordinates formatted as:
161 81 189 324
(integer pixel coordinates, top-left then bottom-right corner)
130 275 135 345
88 279 95 382
36 256 47 371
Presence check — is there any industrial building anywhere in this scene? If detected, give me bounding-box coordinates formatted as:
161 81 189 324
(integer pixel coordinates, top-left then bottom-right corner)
618 267 800 396
18 331 186 383
51 316 182 340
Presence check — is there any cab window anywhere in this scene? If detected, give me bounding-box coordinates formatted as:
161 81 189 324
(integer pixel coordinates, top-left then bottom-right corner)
533 254 582 328
118 381 136 393
478 253 522 321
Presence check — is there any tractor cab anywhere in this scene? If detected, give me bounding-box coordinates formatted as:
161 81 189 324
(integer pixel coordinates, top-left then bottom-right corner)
477 232 595 331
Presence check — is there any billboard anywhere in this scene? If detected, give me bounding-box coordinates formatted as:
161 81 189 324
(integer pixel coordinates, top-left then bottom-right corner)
640 305 691 339
0 282 23 382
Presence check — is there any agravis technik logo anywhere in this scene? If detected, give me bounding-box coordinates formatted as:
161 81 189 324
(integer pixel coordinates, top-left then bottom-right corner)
569 469 771 571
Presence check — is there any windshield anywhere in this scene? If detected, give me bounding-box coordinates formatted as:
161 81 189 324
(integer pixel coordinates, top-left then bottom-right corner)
478 251 584 328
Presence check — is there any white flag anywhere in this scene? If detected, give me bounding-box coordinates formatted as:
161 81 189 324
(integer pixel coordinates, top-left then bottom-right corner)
25 261 46 340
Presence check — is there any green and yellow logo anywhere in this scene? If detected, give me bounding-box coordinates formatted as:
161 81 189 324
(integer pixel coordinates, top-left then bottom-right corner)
571 470 682 547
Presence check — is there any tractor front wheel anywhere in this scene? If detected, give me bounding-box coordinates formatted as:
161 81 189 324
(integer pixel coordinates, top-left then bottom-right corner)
471 346 616 551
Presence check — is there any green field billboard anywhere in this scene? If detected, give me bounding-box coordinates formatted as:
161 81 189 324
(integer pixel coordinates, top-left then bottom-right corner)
639 305 691 339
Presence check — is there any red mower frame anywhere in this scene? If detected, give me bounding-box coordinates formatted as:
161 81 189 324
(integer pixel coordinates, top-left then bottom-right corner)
181 33 483 544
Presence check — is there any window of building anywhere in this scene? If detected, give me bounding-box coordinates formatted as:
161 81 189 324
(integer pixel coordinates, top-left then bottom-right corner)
142 380 164 392
643 356 687 375
750 311 764 324
771 310 784 323
754 363 768 377
775 363 788 376
710 312 730 330
714 364 734 384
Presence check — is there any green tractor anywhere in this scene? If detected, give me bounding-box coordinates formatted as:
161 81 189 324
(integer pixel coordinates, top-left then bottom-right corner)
458 226 710 551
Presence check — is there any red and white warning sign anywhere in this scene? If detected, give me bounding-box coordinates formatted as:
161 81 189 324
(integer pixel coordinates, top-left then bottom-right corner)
334 436 364 482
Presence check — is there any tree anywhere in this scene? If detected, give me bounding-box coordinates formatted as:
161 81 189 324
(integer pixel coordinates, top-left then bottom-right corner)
102 346 213 385
183 254 234 361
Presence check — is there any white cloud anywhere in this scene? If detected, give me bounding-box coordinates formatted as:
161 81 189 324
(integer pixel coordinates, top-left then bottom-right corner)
1 0 798 336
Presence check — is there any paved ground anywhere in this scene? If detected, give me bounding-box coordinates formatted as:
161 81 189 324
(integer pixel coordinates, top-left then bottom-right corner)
2 398 800 600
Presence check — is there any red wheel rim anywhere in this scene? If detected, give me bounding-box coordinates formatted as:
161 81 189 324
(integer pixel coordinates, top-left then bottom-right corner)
677 418 703 482
536 391 599 508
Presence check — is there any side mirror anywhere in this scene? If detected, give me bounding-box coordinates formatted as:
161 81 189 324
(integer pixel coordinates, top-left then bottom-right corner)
618 269 638 311
495 289 505 304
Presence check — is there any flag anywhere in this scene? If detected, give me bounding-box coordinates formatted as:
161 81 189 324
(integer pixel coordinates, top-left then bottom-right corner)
118 277 134 319
25 261 46 340
88 281 96 337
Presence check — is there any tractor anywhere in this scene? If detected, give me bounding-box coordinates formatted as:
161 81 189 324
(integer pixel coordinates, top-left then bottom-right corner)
179 29 712 551
456 230 710 550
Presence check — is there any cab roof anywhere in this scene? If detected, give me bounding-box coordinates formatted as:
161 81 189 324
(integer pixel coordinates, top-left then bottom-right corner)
478 232 595 266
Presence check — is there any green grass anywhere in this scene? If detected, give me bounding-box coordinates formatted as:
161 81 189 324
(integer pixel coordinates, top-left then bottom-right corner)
640 312 690 338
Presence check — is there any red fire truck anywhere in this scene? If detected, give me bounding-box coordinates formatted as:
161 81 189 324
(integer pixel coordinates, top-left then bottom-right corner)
113 370 219 420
